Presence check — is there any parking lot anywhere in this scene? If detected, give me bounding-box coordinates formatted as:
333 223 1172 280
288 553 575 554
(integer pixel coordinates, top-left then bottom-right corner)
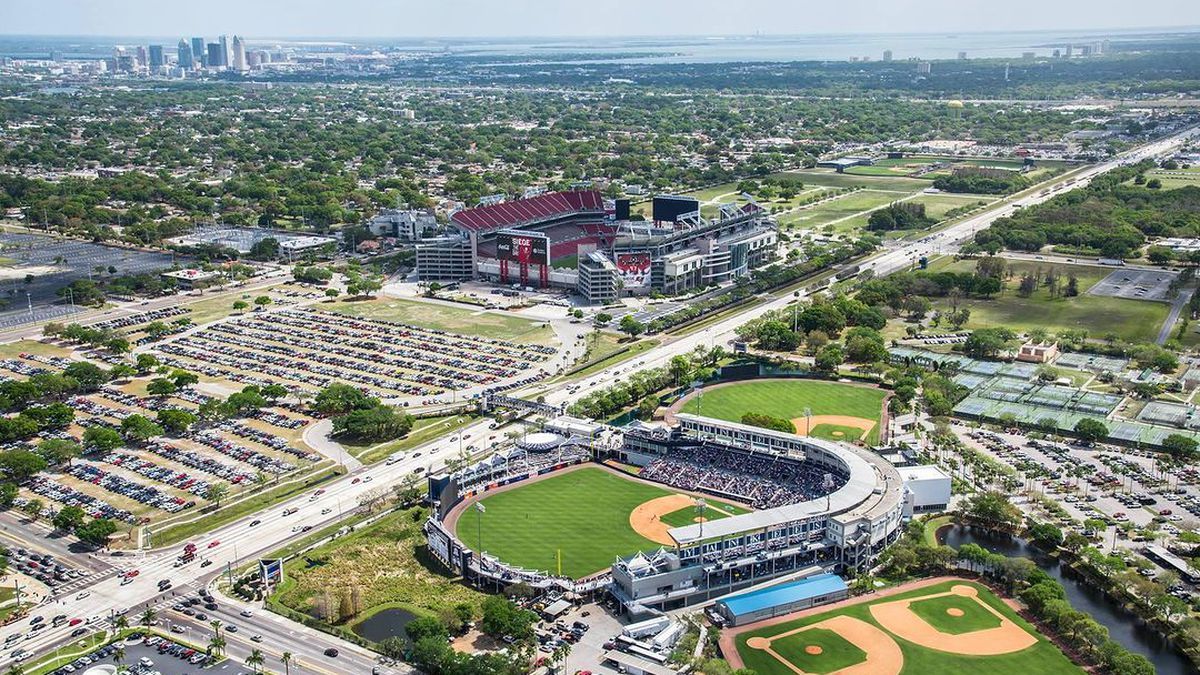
153 306 554 399
0 232 181 327
1 328 320 529
27 632 213 675
1090 268 1178 302
959 424 1200 556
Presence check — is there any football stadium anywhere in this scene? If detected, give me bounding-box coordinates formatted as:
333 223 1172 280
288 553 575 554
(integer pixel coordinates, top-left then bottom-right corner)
414 189 778 301
424 411 930 617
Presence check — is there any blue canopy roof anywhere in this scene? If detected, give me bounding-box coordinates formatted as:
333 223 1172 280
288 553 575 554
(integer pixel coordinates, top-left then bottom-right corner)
719 573 847 617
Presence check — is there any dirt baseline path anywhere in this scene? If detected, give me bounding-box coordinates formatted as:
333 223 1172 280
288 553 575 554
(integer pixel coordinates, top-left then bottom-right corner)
629 494 698 546
868 584 1037 655
791 414 876 441
747 615 904 675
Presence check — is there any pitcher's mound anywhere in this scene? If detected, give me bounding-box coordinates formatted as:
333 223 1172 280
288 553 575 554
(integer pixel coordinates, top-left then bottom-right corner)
805 645 824 655
946 608 965 617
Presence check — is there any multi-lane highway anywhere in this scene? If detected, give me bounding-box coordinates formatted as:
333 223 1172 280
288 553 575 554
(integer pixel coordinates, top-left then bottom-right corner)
2 127 1196 671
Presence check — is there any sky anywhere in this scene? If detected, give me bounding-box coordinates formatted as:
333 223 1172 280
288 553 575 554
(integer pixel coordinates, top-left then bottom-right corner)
1 0 1199 38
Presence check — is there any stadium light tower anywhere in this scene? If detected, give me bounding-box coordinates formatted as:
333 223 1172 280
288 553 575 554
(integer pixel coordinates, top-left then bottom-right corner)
696 497 707 542
823 473 835 511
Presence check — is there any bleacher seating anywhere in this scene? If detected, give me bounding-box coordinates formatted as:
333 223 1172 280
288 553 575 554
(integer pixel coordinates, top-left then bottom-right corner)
451 190 605 233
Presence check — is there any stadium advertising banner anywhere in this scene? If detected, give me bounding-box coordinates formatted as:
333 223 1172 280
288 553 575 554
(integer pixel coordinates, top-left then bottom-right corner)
616 252 652 289
496 230 550 266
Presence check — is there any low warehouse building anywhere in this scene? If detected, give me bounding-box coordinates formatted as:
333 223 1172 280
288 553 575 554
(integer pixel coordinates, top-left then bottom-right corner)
715 573 849 626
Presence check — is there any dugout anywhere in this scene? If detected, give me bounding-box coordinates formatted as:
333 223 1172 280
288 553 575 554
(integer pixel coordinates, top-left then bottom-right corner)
716 573 848 626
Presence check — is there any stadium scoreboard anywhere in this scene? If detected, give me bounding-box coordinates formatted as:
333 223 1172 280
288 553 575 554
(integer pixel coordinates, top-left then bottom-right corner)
653 195 701 223
496 230 550 266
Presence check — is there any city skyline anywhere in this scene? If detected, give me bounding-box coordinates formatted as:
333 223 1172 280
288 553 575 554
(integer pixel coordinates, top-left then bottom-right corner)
2 0 1199 38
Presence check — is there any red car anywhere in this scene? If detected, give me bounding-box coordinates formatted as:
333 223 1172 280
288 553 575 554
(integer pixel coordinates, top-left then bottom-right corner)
207 540 220 549
124 570 139 578
68 618 82 627
351 477 361 484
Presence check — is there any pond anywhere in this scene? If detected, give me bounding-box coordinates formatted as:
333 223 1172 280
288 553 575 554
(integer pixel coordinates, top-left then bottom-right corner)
351 606 420 644
940 524 1197 675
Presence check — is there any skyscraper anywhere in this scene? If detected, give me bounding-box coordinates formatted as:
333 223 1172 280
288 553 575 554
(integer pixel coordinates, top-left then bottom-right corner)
177 39 193 70
231 35 248 72
882 49 892 62
207 43 223 69
148 44 165 69
191 37 206 67
135 45 148 68
219 34 230 67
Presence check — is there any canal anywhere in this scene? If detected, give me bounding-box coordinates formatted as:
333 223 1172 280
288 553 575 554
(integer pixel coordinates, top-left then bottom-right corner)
940 524 1197 675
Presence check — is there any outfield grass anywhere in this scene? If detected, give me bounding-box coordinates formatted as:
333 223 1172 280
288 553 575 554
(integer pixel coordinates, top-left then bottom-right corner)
678 379 886 444
736 579 1082 675
770 627 868 674
908 595 1002 634
458 467 686 578
325 297 554 344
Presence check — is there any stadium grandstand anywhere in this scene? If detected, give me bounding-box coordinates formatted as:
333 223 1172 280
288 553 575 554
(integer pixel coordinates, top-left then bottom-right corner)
415 187 778 301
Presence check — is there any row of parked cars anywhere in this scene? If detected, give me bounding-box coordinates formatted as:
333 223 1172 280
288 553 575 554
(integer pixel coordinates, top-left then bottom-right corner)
4 546 82 588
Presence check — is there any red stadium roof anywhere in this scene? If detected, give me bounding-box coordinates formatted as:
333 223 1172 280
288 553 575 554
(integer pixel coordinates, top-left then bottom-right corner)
451 190 604 233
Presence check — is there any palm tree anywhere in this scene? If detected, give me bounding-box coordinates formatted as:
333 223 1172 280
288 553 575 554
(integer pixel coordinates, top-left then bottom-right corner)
112 644 126 671
112 613 129 635
139 607 156 629
6 665 25 675
280 651 293 675
209 618 223 638
207 635 226 659
245 648 265 674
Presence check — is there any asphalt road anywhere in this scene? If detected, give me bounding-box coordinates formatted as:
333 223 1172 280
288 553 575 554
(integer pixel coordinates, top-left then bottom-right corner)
2 127 1196 672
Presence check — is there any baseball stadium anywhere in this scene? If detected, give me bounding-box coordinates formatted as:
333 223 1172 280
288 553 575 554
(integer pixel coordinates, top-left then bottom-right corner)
424 409 920 617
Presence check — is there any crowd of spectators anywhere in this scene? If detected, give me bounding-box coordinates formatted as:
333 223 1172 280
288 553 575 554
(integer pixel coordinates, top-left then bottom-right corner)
640 445 847 509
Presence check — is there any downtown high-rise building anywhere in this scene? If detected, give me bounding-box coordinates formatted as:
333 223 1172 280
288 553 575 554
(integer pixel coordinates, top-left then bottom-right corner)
191 37 206 67
177 39 193 70
148 44 165 68
231 35 248 72
206 43 223 69
218 34 230 67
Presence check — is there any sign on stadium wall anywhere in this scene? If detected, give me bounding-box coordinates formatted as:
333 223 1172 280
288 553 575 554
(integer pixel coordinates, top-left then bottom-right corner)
616 252 652 289
496 230 550 266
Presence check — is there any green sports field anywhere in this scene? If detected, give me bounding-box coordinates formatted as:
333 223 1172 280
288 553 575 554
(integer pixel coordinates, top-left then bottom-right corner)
735 580 1082 675
678 379 887 444
456 467 719 578
659 501 748 528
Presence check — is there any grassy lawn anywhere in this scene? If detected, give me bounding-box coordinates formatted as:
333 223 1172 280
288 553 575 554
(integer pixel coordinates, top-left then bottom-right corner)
908 594 1002 635
923 257 1168 342
773 170 931 192
458 467 683 578
923 515 954 546
1144 168 1200 190
325 297 554 344
566 334 659 379
781 190 910 232
274 505 484 622
153 465 340 546
770 627 868 674
660 500 748 528
910 193 995 220
736 579 1082 675
678 379 887 444
0 339 72 360
340 414 473 464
